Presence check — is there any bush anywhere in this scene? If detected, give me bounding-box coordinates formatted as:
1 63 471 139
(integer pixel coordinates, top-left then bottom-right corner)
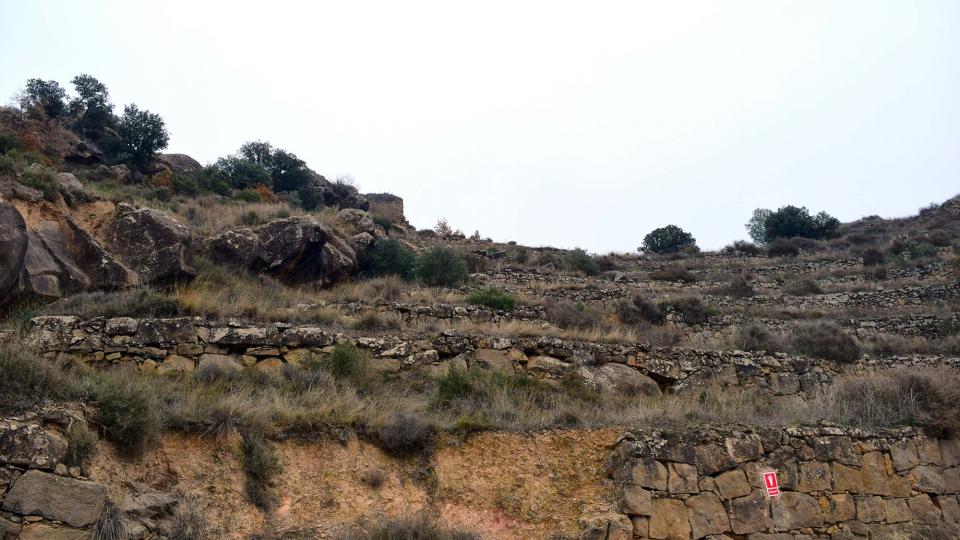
465 287 516 311
660 296 712 324
723 240 762 256
415 247 469 287
64 421 99 470
40 289 182 319
92 502 126 540
564 248 600 276
0 348 81 411
317 344 369 385
716 276 755 298
640 225 696 254
543 300 596 330
89 374 161 456
240 430 283 510
828 371 960 436
19 166 59 201
234 188 264 203
648 266 697 283
337 514 480 540
861 248 885 266
168 496 209 540
791 322 861 363
375 412 433 454
616 296 664 325
766 237 800 257
732 324 785 353
784 278 822 296
435 366 474 405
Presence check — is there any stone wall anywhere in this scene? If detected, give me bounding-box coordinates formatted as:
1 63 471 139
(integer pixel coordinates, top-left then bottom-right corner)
0 412 178 538
18 317 960 398
364 192 409 228
597 425 960 539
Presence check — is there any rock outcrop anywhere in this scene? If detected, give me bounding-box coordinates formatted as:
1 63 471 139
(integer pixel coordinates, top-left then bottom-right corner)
104 203 195 284
0 198 28 302
205 216 359 285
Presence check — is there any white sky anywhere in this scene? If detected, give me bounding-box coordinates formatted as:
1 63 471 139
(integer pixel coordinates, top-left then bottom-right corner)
2 1 958 252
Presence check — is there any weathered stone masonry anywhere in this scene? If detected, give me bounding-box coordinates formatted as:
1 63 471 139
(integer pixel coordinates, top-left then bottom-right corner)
593 425 960 539
17 317 960 399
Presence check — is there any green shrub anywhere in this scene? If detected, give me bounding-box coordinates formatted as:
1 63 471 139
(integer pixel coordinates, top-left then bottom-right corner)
234 188 264 203
19 167 59 201
240 430 283 510
0 348 81 410
791 322 861 363
316 344 369 385
564 248 600 276
367 239 417 280
435 366 474 406
465 287 516 311
415 247 469 287
0 131 20 155
88 374 161 456
151 187 171 202
372 215 393 231
640 225 696 254
766 237 800 257
64 421 99 470
375 412 432 454
723 240 762 256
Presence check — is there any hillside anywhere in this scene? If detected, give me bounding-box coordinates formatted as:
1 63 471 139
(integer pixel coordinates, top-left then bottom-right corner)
1 95 959 540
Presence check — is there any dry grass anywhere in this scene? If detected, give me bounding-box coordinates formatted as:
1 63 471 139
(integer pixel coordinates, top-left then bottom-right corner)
313 276 464 305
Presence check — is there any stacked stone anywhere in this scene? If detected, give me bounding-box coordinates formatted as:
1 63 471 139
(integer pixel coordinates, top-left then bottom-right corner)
599 426 960 539
0 416 177 539
24 317 960 397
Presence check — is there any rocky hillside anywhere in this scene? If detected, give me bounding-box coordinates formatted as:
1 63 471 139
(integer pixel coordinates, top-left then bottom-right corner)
1 98 960 539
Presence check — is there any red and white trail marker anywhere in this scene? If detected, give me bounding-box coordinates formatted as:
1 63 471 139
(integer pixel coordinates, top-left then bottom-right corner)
763 471 780 497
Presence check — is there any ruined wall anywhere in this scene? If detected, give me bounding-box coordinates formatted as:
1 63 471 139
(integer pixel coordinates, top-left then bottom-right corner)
364 192 409 228
599 425 960 539
17 317 960 399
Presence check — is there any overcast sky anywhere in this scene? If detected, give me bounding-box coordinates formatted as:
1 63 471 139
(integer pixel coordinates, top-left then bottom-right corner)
2 1 958 252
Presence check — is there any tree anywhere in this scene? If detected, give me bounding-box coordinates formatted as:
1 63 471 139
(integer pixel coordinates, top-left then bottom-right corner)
118 104 169 169
69 74 114 140
751 205 840 243
640 225 696 254
210 156 271 189
236 141 312 194
746 208 772 244
20 79 68 118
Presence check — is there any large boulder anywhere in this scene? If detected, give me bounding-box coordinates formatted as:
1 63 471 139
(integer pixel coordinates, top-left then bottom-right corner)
1 470 106 527
579 363 662 397
0 198 28 301
0 419 67 470
105 203 195 284
153 153 202 176
205 216 358 286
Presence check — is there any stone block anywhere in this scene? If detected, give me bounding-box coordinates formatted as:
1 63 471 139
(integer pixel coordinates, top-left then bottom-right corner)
770 492 823 531
715 469 752 499
695 443 738 475
798 461 831 492
649 498 691 540
908 494 942 524
620 484 652 516
1 470 106 527
890 440 920 472
831 463 863 493
685 492 730 539
729 489 772 535
822 494 856 523
883 498 911 523
908 465 945 494
668 462 699 494
854 496 885 523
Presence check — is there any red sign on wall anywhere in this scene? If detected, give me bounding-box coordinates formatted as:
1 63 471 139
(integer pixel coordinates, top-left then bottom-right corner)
763 471 780 497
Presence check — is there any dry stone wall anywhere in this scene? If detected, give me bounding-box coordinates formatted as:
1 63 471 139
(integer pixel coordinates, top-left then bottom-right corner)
599 425 960 539
0 411 178 538
17 317 960 399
